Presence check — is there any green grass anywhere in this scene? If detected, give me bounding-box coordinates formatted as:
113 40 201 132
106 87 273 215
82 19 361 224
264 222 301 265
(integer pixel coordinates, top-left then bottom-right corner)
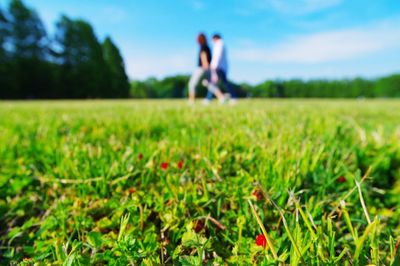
0 99 399 265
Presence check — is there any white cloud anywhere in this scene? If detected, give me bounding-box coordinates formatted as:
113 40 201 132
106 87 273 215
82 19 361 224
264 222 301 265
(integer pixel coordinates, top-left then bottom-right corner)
256 0 343 15
233 22 400 64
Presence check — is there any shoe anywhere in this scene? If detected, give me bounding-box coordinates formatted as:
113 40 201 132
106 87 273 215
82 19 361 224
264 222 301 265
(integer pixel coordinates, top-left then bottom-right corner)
219 97 226 105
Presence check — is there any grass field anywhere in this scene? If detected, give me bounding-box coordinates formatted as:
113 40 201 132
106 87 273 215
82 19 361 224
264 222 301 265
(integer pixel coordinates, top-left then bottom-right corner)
0 100 399 265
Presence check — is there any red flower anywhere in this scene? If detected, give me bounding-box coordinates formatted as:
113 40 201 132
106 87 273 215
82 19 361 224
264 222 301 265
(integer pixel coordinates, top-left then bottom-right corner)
255 234 267 248
128 188 136 194
336 176 346 183
138 153 143 160
161 162 169 171
252 190 263 201
177 160 184 170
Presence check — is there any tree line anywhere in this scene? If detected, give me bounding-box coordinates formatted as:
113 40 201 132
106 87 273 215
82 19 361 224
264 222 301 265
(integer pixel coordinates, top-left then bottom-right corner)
0 0 130 99
130 74 400 99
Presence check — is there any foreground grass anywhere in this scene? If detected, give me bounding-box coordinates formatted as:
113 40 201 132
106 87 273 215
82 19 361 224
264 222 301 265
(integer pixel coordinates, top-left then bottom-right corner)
0 99 399 265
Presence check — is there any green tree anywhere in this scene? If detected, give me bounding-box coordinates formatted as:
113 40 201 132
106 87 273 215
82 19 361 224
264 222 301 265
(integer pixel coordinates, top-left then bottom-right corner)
9 0 47 58
0 5 17 98
55 15 110 98
8 0 53 98
102 37 130 98
0 6 8 58
375 74 400 97
159 75 188 98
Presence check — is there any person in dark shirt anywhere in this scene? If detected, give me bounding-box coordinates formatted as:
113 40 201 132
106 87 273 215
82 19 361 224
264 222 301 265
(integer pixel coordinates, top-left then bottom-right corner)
199 42 211 68
188 33 224 104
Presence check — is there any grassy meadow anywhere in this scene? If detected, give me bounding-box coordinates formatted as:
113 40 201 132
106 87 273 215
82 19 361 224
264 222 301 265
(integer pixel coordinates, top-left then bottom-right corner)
0 99 399 265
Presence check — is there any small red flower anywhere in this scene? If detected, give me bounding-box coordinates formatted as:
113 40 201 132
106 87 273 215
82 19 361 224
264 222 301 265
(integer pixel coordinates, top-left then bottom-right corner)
336 176 346 183
255 234 267 248
128 188 136 194
177 160 184 170
252 190 263 201
138 153 143 160
161 162 169 171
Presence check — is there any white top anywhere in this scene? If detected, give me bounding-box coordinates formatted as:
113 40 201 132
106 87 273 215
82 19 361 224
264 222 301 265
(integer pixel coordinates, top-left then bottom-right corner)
210 39 228 73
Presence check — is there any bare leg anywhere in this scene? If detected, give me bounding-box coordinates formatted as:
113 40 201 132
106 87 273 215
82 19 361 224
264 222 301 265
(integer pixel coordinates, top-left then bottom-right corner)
188 68 205 104
189 91 195 103
214 89 225 101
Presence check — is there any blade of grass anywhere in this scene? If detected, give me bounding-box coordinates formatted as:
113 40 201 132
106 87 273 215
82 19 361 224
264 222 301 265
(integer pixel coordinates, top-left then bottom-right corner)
257 187 306 264
355 180 371 225
353 220 377 262
289 192 317 240
340 200 358 242
328 167 371 218
247 200 278 260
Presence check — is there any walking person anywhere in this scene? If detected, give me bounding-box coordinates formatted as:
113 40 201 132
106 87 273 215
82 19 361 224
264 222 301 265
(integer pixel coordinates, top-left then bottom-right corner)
205 34 238 105
188 33 225 104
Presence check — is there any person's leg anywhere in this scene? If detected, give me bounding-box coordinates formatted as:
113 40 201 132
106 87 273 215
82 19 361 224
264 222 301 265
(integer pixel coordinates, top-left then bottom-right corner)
207 78 225 103
219 70 237 99
202 70 213 101
188 68 205 103
206 91 213 100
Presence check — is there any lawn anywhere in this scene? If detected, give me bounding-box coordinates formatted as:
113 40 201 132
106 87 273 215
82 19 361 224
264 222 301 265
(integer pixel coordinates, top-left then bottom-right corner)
0 99 399 265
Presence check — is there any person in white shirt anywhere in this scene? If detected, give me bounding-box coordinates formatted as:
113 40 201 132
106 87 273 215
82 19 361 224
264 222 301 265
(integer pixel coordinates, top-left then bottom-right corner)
205 34 237 104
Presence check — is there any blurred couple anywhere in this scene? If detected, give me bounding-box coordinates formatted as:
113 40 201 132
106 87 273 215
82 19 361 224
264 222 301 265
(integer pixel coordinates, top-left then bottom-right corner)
188 33 237 105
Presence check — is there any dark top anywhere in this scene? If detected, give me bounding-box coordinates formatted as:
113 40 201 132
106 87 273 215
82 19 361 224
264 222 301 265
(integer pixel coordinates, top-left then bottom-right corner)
198 45 212 67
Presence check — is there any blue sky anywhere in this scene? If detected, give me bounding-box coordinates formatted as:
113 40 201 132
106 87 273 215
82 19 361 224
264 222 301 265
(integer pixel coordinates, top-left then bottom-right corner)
2 0 400 83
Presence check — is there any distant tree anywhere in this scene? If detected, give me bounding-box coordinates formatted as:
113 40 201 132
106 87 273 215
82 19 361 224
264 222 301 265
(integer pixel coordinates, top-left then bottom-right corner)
130 78 155 98
55 15 110 98
252 81 275 97
130 80 148 98
0 6 8 57
375 74 400 97
159 75 188 98
349 78 374 98
129 75 253 99
9 0 47 58
7 0 53 98
130 76 191 98
102 37 130 98
0 5 17 98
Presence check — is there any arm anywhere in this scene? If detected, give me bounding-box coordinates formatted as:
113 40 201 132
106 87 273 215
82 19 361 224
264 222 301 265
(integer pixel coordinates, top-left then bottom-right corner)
200 51 209 69
211 69 218 84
